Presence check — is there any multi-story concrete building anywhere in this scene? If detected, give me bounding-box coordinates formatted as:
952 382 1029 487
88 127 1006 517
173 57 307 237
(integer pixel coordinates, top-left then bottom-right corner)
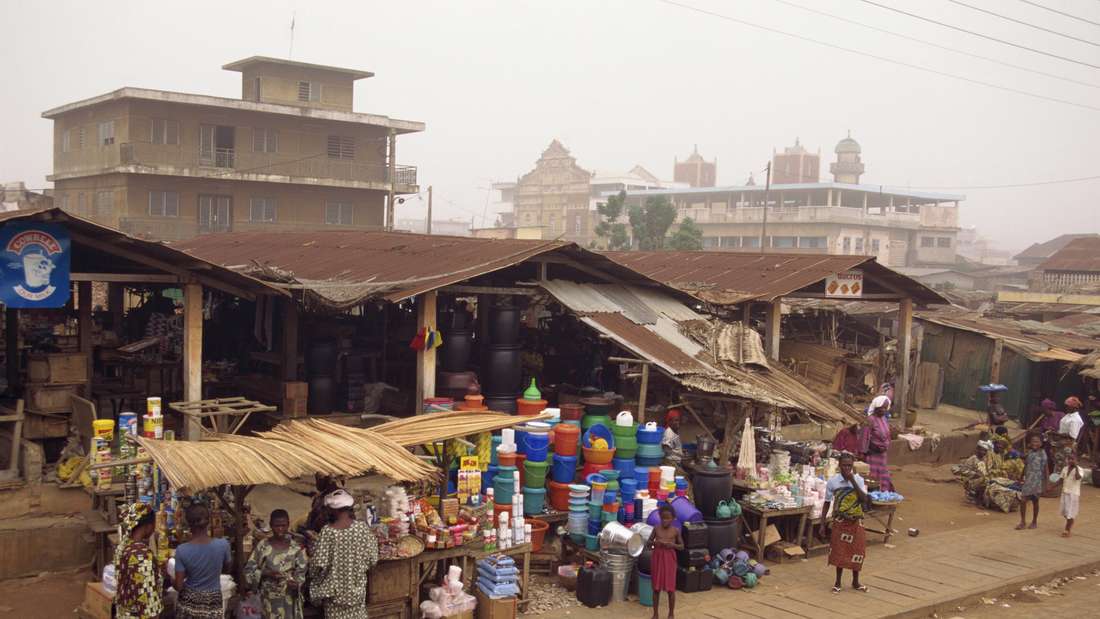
494 140 684 246
619 135 963 267
673 146 716 187
43 56 423 240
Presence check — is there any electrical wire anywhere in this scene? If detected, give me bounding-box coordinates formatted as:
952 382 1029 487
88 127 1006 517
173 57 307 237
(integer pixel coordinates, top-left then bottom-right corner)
767 0 1100 90
947 0 1100 47
1017 0 1100 28
656 0 1100 112
906 174 1100 190
857 0 1100 70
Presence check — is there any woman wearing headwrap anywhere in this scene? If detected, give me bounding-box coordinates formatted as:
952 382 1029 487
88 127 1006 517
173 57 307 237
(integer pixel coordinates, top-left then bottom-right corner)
661 409 684 467
982 436 1024 513
114 503 163 619
861 396 894 492
308 490 379 619
952 441 992 503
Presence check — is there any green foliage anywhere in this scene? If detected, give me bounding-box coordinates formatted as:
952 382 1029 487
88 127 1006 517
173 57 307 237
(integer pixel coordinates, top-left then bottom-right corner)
627 195 677 251
595 190 632 250
668 217 703 251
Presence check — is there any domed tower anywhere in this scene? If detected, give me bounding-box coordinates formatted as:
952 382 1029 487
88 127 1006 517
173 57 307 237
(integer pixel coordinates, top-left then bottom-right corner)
830 131 865 184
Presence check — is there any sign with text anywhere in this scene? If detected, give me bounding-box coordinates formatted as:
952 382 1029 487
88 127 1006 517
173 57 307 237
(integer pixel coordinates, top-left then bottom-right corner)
0 223 71 308
825 270 863 298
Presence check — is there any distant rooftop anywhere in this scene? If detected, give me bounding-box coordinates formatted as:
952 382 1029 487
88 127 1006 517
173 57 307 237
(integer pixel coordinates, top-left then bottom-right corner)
1014 233 1099 261
617 181 964 203
1039 236 1100 273
222 56 374 80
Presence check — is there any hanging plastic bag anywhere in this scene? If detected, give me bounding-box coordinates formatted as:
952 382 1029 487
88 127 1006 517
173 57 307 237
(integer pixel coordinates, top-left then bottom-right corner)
235 592 262 619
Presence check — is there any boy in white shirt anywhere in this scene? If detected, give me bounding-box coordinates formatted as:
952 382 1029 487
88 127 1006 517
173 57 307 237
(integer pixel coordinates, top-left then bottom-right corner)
1060 451 1084 538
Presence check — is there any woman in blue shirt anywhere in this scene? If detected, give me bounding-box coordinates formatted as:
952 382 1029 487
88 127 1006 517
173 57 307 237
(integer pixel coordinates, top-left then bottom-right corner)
174 504 232 619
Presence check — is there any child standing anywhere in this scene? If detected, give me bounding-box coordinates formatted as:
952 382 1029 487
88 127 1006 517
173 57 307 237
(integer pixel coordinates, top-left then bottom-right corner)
646 504 683 619
1060 451 1083 537
1017 433 1048 530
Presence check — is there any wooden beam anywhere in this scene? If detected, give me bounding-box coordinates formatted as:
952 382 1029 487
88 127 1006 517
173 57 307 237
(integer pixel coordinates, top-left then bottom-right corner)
442 285 536 296
68 231 261 301
78 281 93 384
637 364 650 424
680 401 716 443
182 283 203 440
71 272 179 284
5 309 18 392
990 338 1004 384
895 297 914 428
741 302 751 328
414 291 438 414
530 255 618 284
716 401 745 467
784 292 904 301
282 297 299 381
107 283 125 332
765 300 782 361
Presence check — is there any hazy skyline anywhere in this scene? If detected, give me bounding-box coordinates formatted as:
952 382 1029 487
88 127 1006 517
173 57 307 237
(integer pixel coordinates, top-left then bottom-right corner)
3 0 1098 252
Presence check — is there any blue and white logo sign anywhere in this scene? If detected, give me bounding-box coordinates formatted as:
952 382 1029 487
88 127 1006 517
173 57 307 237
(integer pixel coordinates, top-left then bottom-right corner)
0 223 71 308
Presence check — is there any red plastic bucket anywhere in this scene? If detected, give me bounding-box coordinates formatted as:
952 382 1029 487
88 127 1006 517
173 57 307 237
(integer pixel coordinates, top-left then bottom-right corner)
548 480 571 511
553 423 580 456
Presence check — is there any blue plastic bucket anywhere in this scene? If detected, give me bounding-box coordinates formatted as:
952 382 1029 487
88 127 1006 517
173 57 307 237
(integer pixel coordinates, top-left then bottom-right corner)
637 572 654 606
636 425 663 445
620 478 638 496
551 454 578 484
514 428 528 454
523 487 547 515
523 430 550 462
612 457 635 480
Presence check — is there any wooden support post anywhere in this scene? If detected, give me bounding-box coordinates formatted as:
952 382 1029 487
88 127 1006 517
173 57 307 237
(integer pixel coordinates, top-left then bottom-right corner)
182 283 203 440
895 298 914 428
741 302 751 328
282 297 299 381
78 281 93 384
107 283 125 332
990 338 1004 385
415 291 438 414
765 300 782 361
5 308 18 392
637 363 650 423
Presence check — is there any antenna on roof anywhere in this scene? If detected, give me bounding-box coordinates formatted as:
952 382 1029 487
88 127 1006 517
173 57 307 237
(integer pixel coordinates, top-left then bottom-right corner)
288 11 296 59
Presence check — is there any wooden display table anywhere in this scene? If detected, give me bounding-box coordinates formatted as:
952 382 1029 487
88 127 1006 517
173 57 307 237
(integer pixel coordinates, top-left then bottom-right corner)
801 502 900 557
738 503 811 563
411 543 531 618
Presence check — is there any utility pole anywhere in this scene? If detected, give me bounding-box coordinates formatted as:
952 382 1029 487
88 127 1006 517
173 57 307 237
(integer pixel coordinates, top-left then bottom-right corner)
386 128 397 230
426 185 433 234
759 161 771 253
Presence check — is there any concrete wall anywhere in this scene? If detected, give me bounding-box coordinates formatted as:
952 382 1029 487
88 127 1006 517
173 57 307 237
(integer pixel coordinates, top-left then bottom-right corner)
240 63 355 111
0 516 95 580
55 175 384 241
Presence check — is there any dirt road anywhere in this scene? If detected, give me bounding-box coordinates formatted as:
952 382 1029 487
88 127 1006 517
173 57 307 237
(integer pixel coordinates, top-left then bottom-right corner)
948 569 1100 618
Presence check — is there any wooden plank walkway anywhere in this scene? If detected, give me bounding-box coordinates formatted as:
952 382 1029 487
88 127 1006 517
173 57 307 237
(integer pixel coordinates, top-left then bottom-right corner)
548 498 1100 619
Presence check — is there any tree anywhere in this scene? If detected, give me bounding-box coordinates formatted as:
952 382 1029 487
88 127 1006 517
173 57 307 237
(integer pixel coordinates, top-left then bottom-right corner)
595 190 631 250
667 217 703 250
627 195 677 251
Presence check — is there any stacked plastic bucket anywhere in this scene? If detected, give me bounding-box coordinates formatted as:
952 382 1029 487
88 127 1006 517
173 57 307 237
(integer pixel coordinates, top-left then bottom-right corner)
566 484 589 543
547 416 580 510
519 421 550 515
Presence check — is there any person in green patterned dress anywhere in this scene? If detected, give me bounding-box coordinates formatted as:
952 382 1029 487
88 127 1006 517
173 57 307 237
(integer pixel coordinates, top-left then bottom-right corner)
308 490 379 619
245 509 307 619
114 502 163 619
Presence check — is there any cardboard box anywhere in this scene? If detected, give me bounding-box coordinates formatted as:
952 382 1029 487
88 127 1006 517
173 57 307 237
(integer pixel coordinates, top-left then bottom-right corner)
475 589 516 619
282 396 307 418
284 381 308 398
78 581 112 619
24 383 81 413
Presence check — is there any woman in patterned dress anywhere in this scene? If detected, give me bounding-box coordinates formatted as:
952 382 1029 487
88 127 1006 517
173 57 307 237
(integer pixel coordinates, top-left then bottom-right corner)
246 509 308 619
308 490 379 619
862 397 894 492
114 503 163 619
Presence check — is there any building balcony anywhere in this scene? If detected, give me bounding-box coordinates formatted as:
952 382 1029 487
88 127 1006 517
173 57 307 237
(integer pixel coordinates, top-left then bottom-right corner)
51 142 418 192
684 205 922 228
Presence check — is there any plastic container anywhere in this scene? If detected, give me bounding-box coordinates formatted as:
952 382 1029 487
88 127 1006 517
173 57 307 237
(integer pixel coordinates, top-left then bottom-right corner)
498 451 518 467
522 432 549 463
581 461 607 481
615 411 634 427
524 487 547 515
581 446 615 465
584 533 600 552
703 517 740 557
515 453 527 486
590 478 608 504
524 459 549 487
637 571 654 606
681 521 709 549
580 396 614 417
552 423 580 456
636 423 663 445
620 478 638 496
582 424 615 450
529 518 549 552
635 442 664 465
560 402 584 421
493 478 514 506
517 398 548 416
551 454 578 484
611 457 635 480
547 480 571 511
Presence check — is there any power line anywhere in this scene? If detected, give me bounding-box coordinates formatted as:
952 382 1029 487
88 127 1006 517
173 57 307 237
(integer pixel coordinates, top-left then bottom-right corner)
656 0 1100 112
947 0 1100 47
767 0 1100 90
857 0 1100 70
1016 0 1100 29
908 174 1100 190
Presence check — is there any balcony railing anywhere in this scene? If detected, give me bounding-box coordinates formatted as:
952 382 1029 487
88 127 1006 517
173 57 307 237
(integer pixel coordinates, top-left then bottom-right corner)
683 205 922 228
60 143 418 188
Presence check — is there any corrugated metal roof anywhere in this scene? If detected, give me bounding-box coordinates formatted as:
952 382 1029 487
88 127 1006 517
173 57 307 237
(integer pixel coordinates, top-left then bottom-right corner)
916 310 1100 359
617 181 964 202
581 314 712 375
175 231 576 307
1014 234 1098 261
1039 236 1100 273
0 208 282 300
603 251 947 305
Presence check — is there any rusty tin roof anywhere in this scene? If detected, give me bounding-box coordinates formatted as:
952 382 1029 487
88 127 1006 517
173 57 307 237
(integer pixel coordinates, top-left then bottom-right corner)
1039 236 1100 273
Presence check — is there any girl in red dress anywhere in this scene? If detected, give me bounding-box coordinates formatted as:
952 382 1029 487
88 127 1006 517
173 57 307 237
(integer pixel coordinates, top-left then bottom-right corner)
645 504 683 619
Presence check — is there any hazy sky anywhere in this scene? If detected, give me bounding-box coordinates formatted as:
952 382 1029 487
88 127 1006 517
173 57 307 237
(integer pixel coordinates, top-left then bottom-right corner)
3 0 1098 252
